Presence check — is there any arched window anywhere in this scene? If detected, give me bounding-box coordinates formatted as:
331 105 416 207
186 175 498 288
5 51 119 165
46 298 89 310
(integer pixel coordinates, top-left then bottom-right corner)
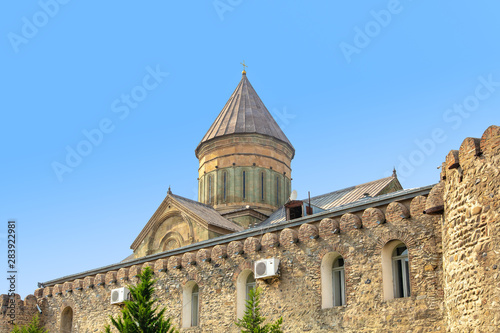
276 176 280 205
60 306 73 333
261 172 265 201
332 257 345 306
208 175 212 204
182 281 199 327
243 171 246 199
286 179 290 201
392 244 410 298
237 270 255 318
382 240 410 300
191 284 199 326
321 252 345 308
199 178 204 202
162 238 180 251
246 273 256 300
223 172 227 201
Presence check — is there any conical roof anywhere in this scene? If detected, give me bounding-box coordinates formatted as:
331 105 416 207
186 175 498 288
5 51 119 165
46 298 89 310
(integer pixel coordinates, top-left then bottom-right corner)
196 73 294 154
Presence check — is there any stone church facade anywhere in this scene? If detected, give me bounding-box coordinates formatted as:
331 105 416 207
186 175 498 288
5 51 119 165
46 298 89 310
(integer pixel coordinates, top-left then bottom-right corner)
1 71 499 332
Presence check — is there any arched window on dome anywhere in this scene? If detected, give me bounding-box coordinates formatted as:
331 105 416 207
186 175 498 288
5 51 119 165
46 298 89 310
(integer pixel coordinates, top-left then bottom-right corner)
243 171 246 199
261 172 265 201
223 172 227 202
208 175 213 204
276 176 280 205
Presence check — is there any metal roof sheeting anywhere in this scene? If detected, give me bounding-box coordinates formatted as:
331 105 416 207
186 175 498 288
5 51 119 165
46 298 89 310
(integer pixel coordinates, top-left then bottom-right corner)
197 73 293 151
308 176 399 210
259 176 401 226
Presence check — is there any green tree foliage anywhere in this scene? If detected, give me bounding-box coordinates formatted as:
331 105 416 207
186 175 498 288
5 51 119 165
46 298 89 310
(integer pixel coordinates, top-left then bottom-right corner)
104 266 178 333
11 314 48 333
235 287 283 333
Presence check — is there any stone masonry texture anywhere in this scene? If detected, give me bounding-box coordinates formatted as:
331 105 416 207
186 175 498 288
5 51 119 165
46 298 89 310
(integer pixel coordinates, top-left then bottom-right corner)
1 125 499 332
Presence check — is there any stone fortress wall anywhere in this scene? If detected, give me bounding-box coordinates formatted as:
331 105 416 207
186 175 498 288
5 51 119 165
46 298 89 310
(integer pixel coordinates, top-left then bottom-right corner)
1 125 498 333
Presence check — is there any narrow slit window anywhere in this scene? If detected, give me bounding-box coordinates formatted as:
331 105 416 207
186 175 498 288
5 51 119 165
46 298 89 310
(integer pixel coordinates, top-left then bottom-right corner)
276 176 280 205
208 176 212 204
243 171 246 199
261 172 265 201
223 172 227 201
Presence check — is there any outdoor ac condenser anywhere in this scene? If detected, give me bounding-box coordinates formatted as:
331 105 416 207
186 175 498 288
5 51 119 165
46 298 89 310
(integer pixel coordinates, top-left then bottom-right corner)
254 258 280 279
110 287 130 305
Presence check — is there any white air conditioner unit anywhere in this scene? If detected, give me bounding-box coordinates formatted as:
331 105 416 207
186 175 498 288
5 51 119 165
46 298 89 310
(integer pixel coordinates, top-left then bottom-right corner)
111 287 130 305
254 258 280 279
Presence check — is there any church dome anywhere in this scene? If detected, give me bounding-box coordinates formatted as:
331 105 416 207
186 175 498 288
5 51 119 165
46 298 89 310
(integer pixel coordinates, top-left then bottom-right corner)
195 71 295 229
195 72 294 158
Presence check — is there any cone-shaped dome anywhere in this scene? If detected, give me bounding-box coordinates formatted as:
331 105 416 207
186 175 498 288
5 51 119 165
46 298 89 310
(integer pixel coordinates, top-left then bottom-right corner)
196 73 294 155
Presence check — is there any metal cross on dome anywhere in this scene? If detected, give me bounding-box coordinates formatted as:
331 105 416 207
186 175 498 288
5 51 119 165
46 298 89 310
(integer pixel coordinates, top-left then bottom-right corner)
240 61 248 72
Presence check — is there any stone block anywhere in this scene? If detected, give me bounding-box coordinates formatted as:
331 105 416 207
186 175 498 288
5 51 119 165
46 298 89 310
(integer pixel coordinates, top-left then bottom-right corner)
298 223 319 242
424 182 444 215
340 213 362 231
117 267 129 281
244 237 261 253
362 208 385 228
211 244 227 260
279 228 298 247
228 241 244 256
261 232 279 250
168 256 182 270
105 271 117 285
197 249 212 263
154 259 168 272
318 218 340 237
182 252 196 267
386 202 410 222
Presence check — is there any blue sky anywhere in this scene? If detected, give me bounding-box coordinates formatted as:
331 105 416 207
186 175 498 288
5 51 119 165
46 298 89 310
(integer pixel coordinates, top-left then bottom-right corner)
1 1 499 298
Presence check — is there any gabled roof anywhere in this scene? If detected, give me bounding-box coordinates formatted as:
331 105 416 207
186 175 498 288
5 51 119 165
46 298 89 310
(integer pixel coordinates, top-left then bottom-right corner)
196 73 293 154
130 192 243 251
259 175 402 226
169 194 244 232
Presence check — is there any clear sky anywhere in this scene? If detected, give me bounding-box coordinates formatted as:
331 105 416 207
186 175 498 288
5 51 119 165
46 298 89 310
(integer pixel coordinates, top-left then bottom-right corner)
1 1 500 298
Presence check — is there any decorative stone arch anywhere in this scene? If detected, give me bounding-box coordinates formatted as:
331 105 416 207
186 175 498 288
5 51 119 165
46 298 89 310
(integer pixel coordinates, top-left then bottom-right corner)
147 210 195 252
60 305 73 333
159 231 185 251
180 212 195 243
381 239 411 300
376 231 415 251
182 280 200 328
